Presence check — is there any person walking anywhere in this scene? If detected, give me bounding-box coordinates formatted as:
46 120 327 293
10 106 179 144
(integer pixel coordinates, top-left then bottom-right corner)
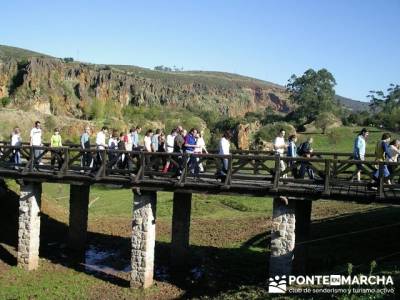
143 129 153 169
298 137 315 179
373 133 392 184
163 129 177 173
387 139 400 180
108 130 119 168
80 126 92 170
30 121 43 165
95 126 108 168
10 127 22 167
353 128 369 182
287 134 298 177
131 126 142 150
195 130 208 173
273 129 288 178
184 128 200 177
217 131 232 179
174 127 186 177
50 128 63 170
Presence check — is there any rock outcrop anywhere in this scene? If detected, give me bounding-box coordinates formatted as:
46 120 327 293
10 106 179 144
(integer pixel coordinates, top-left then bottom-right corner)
0 56 291 118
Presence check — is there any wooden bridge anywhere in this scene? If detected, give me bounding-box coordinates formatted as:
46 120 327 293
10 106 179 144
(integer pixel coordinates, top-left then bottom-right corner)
0 143 399 288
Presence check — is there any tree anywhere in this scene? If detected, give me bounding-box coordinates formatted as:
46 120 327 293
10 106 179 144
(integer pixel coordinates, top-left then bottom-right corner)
368 84 400 130
286 68 337 123
315 112 338 134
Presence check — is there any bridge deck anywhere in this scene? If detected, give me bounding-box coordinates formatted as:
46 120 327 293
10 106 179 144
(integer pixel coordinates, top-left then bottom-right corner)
0 144 400 204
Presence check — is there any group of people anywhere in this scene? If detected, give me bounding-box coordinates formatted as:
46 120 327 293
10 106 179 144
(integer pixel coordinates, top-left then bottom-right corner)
6 122 400 183
7 121 233 178
353 128 400 184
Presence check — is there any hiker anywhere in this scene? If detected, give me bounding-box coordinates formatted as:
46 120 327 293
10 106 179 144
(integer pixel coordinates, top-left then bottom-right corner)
174 127 186 177
30 121 43 165
10 127 22 167
353 128 369 181
157 132 166 172
373 133 392 184
195 130 208 173
80 126 92 170
273 129 288 177
131 126 142 150
143 129 153 169
287 134 298 177
108 130 119 168
217 131 232 179
151 129 161 152
124 129 133 152
162 129 177 173
184 128 200 177
298 137 315 179
388 139 400 178
50 128 63 170
95 126 108 168
117 132 128 169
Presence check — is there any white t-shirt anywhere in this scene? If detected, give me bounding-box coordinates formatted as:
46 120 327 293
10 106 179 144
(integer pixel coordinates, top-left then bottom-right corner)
30 127 42 146
11 133 22 146
96 131 106 150
274 136 285 155
125 134 133 151
144 136 152 152
219 137 230 155
166 134 175 153
195 137 206 153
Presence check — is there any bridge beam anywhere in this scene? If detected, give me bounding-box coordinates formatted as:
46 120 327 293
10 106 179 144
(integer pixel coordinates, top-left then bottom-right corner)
17 182 42 270
68 185 90 255
171 192 192 270
269 196 296 277
131 190 157 289
293 200 312 274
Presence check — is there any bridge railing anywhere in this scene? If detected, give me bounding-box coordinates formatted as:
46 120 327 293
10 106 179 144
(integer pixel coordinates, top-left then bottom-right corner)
1 144 399 198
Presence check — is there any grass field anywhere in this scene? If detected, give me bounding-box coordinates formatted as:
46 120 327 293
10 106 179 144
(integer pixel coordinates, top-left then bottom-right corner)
1 126 400 299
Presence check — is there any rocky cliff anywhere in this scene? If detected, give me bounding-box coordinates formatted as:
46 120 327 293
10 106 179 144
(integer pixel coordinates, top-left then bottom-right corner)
0 45 291 118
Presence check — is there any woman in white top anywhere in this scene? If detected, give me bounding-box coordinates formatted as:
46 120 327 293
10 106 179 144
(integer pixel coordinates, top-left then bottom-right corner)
195 131 208 172
11 127 22 166
162 129 177 173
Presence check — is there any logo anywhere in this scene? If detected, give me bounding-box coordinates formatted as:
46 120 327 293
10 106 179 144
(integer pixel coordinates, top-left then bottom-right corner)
268 275 287 293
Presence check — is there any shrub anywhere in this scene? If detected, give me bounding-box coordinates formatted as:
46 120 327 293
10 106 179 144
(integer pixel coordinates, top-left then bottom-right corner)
255 122 296 143
1 97 12 107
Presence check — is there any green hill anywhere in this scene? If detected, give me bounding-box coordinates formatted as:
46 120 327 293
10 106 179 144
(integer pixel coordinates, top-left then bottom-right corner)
0 44 52 60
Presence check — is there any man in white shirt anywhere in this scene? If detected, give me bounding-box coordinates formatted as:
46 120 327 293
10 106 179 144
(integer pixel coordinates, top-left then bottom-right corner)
218 131 232 177
273 129 287 176
95 126 108 168
30 121 43 164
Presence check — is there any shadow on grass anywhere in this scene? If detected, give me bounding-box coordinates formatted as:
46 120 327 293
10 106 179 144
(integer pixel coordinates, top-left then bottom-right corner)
1 181 400 299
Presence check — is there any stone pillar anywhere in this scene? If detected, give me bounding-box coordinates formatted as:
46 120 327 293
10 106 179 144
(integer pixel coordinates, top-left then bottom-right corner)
171 192 192 269
17 182 42 270
269 197 296 277
293 200 312 274
68 185 90 254
131 191 157 289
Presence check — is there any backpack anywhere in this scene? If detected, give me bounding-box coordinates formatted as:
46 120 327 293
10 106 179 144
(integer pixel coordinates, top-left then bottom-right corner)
297 143 305 156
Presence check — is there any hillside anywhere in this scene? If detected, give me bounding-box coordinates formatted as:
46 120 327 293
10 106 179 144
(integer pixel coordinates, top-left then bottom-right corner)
336 95 370 112
0 44 290 119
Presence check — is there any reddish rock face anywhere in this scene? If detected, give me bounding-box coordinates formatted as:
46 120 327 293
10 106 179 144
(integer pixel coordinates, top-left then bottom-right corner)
1 57 292 118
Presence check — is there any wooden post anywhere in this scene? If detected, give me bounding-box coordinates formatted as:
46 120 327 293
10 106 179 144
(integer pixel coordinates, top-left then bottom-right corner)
273 155 281 190
323 159 331 196
378 162 384 198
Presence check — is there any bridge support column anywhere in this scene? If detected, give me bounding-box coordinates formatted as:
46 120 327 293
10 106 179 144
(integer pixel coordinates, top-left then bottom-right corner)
68 185 90 255
171 192 192 269
131 190 157 289
293 200 312 274
269 197 296 277
17 182 42 270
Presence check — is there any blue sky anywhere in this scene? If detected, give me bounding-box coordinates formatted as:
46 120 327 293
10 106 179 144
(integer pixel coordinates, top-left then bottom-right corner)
1 0 399 101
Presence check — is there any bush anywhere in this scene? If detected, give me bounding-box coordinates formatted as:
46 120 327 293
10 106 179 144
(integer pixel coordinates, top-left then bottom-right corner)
1 97 11 107
255 122 296 143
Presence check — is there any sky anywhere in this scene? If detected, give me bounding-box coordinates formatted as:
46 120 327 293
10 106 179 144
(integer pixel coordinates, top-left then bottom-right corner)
1 0 399 101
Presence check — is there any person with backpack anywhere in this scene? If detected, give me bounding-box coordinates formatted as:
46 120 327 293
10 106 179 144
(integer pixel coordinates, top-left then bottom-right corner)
372 133 392 184
353 128 369 182
298 137 315 179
